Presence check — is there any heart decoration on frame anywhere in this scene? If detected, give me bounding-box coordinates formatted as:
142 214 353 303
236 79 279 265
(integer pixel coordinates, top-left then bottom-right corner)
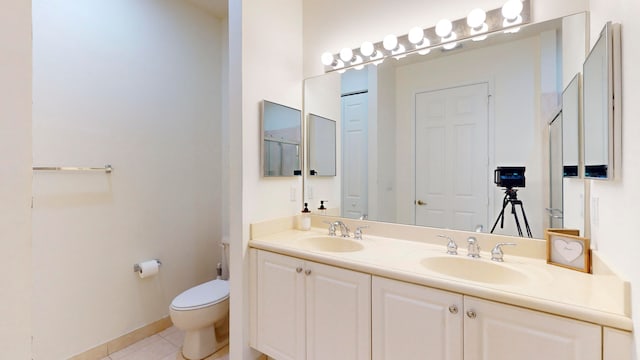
545 229 591 273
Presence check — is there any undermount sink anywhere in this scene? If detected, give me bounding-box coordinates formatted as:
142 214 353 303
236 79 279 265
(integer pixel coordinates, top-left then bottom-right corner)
297 236 364 252
420 256 530 285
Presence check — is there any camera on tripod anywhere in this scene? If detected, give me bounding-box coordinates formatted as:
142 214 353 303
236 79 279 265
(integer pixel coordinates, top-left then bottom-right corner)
490 166 532 237
494 166 526 188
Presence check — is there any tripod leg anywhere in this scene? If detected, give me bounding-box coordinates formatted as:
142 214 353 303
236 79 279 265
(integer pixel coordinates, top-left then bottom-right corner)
490 195 509 233
511 202 524 237
518 203 533 237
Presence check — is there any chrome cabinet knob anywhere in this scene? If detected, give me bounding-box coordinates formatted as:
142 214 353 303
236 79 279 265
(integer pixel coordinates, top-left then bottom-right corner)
296 267 303 273
415 200 427 206
305 269 312 275
466 310 477 319
448 305 459 314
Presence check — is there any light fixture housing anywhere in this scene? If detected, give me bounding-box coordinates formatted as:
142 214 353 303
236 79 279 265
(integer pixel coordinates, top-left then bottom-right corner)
320 0 529 72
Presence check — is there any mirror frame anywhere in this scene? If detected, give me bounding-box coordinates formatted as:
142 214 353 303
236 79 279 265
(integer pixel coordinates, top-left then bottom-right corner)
582 22 621 180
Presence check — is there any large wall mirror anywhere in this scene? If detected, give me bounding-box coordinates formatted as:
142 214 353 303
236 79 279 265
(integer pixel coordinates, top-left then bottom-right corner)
583 22 621 180
261 100 302 177
303 13 589 238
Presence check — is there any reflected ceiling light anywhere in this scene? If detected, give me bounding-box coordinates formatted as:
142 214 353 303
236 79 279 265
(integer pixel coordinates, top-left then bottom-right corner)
467 8 488 41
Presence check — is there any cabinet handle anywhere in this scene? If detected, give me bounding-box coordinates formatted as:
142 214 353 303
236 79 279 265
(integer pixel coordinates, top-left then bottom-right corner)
448 305 458 314
296 267 303 273
305 269 312 275
466 310 477 319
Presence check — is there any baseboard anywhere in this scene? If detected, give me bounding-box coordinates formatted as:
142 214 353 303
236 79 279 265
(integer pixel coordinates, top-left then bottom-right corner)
69 316 173 360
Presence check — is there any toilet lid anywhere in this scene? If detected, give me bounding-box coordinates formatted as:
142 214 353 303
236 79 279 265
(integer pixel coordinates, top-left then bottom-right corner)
171 279 229 310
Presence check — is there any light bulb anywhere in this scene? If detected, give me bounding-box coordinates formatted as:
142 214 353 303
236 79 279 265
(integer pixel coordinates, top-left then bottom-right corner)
333 59 345 71
408 27 425 45
321 52 335 66
360 41 375 57
339 48 354 62
435 19 453 38
502 0 523 20
383 34 398 51
467 8 486 29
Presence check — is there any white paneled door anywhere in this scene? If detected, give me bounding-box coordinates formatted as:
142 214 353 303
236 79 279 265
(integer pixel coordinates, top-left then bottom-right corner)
414 83 489 231
341 92 368 219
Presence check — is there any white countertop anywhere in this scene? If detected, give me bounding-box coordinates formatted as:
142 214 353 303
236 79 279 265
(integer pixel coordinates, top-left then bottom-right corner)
250 227 632 331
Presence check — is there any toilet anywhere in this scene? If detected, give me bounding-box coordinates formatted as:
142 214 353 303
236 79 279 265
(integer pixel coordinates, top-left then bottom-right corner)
169 279 230 359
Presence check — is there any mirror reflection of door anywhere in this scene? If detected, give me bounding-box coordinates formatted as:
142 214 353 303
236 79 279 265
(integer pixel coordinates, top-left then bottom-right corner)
414 83 489 231
549 112 564 228
341 92 368 219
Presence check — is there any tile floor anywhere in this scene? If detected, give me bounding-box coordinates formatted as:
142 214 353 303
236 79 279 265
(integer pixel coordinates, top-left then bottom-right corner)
100 326 229 360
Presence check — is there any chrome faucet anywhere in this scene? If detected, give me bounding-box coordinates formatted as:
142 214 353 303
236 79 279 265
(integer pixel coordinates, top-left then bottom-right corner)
438 235 458 255
491 242 517 262
322 221 337 236
334 221 351 237
354 226 368 240
467 237 480 258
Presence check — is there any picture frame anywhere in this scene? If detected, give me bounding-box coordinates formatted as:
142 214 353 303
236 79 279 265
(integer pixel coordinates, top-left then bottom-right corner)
545 229 591 273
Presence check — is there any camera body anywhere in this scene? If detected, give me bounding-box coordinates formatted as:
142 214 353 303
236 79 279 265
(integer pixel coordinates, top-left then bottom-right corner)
494 166 526 188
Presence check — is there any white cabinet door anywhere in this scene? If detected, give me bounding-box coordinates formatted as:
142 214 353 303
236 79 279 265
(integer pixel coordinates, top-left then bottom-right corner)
306 261 371 360
255 251 306 360
372 276 463 360
464 296 602 360
603 327 633 360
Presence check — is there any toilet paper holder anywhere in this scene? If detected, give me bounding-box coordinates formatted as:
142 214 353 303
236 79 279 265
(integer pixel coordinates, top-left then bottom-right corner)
133 259 162 273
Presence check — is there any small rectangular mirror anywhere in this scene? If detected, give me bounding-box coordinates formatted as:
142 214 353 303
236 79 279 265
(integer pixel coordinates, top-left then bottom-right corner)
562 73 581 178
261 100 302 177
582 22 621 179
308 113 336 176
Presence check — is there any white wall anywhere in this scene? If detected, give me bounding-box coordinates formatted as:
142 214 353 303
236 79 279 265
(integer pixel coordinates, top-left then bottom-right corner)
0 2 32 358
31 1 224 358
229 0 304 358
588 0 640 357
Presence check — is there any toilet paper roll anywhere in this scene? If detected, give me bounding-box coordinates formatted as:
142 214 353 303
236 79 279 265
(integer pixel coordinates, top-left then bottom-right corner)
137 260 160 279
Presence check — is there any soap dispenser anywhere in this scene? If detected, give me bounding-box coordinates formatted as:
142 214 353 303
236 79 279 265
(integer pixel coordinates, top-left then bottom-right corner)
300 203 311 230
318 200 328 215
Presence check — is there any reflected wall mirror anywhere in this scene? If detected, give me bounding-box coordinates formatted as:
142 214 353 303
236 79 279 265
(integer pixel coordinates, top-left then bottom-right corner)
308 113 337 176
303 13 589 239
582 22 621 180
261 100 302 177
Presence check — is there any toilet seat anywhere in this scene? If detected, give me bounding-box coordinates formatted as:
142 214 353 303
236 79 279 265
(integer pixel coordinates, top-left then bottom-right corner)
170 279 229 311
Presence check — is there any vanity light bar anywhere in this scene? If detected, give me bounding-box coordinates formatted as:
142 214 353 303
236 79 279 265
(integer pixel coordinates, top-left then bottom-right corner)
321 0 530 73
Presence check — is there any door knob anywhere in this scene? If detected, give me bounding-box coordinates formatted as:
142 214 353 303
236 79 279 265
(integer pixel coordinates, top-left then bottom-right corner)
296 267 303 273
448 305 459 314
305 269 312 275
415 200 427 206
466 310 477 319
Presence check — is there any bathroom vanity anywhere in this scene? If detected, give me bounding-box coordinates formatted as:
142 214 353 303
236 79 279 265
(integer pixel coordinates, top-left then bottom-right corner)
248 216 632 360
